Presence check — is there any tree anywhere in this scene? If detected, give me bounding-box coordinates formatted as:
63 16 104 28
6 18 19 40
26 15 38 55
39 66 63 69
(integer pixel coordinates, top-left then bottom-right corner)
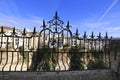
29 46 57 71
69 46 84 70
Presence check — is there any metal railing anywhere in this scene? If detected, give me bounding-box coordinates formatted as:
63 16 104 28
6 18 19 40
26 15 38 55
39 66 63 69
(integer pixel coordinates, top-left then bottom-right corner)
0 12 112 71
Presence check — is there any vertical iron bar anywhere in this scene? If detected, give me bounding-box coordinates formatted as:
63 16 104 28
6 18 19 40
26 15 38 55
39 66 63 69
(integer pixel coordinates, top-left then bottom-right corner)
26 37 29 71
108 38 111 69
2 36 9 71
21 28 26 71
61 32 66 70
15 38 19 71
21 36 24 71
9 51 14 71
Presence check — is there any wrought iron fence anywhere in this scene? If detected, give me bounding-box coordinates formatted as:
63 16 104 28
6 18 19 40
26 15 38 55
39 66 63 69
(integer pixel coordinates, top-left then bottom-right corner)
0 12 112 71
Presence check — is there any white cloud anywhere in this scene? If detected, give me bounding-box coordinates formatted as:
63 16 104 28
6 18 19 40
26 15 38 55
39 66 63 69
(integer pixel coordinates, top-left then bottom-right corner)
106 27 120 32
109 33 120 38
0 13 43 31
0 0 20 16
97 0 118 23
80 21 111 28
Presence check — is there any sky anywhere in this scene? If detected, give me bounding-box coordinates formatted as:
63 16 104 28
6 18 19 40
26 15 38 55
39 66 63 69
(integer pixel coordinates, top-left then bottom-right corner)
0 0 120 37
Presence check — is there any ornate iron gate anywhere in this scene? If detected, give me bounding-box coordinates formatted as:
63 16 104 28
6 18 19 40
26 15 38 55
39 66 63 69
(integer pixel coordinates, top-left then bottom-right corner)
0 12 112 71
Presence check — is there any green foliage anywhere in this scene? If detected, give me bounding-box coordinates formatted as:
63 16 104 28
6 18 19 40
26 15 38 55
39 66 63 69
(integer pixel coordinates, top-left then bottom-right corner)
87 60 106 69
37 47 57 71
69 46 84 70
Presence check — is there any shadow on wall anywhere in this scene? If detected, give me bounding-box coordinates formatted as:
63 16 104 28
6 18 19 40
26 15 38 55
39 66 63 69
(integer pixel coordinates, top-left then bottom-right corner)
29 46 85 71
29 46 57 71
29 45 109 71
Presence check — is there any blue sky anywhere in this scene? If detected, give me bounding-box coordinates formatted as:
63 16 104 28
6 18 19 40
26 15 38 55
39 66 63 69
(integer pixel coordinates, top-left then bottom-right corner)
0 0 120 37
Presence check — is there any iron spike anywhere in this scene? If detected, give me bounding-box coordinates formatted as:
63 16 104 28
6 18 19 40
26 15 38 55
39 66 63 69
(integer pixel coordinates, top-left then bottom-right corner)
43 20 46 29
55 11 58 19
23 28 26 35
83 31 87 38
105 32 108 39
66 21 70 29
33 26 36 34
98 32 101 39
62 32 64 36
1 26 4 34
111 36 112 39
13 27 15 34
76 28 78 36
91 32 94 38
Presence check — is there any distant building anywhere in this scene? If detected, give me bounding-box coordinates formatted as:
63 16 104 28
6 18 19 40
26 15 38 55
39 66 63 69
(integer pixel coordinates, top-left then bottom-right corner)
0 26 28 49
0 26 106 51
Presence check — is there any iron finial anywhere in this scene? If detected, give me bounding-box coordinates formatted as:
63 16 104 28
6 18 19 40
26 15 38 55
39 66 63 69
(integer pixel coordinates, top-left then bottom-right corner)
98 32 101 39
66 21 70 29
83 31 87 38
90 32 94 38
111 36 112 39
43 20 46 29
54 11 59 19
13 27 16 34
33 26 36 34
0 26 4 34
23 28 26 35
75 28 79 36
105 32 108 39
